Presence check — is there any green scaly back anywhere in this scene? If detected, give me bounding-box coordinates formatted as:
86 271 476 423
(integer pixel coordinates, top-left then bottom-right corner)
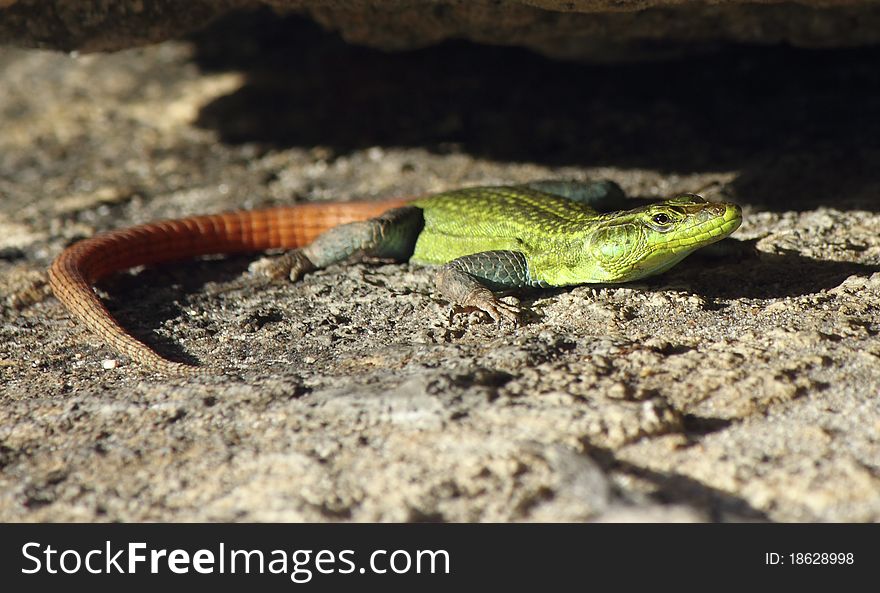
411 185 742 287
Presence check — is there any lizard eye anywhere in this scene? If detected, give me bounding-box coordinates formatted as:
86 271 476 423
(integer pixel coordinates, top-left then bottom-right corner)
652 213 671 225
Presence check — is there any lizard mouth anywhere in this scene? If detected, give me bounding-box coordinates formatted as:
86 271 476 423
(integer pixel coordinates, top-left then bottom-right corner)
717 203 743 235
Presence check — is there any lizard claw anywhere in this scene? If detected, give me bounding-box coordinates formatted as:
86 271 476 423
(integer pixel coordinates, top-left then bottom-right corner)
249 250 315 283
462 290 522 325
487 300 523 325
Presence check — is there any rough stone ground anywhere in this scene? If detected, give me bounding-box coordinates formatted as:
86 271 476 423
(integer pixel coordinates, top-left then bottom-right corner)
1 13 879 522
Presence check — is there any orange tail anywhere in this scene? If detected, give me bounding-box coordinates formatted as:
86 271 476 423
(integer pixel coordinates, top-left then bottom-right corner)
48 199 411 374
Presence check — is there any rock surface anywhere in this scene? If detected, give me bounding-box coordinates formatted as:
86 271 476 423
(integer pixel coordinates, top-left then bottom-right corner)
1 13 879 522
2 0 880 60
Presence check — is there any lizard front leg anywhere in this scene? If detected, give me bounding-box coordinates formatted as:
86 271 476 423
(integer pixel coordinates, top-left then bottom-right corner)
435 250 535 323
252 206 424 281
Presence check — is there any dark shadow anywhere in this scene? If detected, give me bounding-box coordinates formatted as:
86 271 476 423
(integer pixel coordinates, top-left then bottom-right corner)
189 10 880 211
97 240 878 365
99 256 254 366
585 444 768 521
682 414 735 437
668 246 880 301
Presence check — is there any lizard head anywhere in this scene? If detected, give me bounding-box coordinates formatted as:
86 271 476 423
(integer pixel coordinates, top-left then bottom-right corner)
583 194 742 283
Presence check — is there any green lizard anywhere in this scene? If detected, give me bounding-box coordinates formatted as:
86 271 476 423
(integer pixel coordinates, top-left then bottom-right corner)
50 180 743 372
254 180 742 323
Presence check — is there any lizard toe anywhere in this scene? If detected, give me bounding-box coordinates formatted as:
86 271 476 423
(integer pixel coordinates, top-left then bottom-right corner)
492 300 523 325
476 298 521 326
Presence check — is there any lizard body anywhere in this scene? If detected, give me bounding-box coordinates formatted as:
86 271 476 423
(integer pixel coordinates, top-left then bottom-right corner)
48 181 742 374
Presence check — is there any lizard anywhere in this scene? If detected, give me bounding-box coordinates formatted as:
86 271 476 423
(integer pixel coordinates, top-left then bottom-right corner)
48 180 742 374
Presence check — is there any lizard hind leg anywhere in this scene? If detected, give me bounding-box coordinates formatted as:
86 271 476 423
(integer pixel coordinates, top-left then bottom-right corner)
251 206 425 282
434 250 535 324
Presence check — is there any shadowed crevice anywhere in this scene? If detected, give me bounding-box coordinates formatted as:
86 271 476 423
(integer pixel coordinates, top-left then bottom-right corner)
191 11 880 212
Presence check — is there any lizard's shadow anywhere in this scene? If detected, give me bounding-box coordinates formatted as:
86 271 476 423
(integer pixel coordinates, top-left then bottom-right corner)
102 244 877 364
99 256 255 366
666 243 880 301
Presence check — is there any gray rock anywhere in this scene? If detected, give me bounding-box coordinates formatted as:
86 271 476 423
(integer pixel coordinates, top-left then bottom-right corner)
1 15 879 523
2 1 880 60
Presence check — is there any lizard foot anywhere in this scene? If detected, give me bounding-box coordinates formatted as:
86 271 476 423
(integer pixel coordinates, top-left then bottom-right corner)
461 290 522 325
249 250 316 282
